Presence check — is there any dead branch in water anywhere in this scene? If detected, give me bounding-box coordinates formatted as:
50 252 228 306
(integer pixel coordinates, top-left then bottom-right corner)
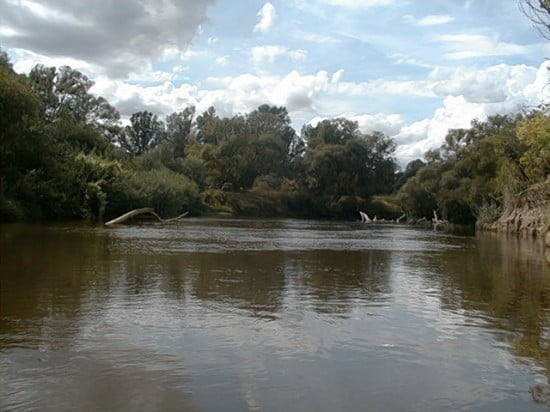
105 208 189 226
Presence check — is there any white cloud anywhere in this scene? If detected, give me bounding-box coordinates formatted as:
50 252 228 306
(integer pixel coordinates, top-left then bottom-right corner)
295 30 339 44
404 14 455 26
250 45 307 65
180 49 208 60
418 14 455 26
430 64 538 103
394 61 549 163
318 61 548 164
390 53 432 68
11 47 98 77
436 34 529 60
319 0 394 8
289 49 308 61
312 112 405 136
83 69 332 121
331 69 345 83
216 56 229 66
254 2 277 33
394 96 485 163
206 70 329 114
334 79 435 98
354 113 405 135
126 67 188 84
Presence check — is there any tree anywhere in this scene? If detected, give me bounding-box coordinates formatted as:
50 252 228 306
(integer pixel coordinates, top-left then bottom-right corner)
0 47 13 72
516 110 550 184
120 111 166 155
397 163 444 219
298 120 397 211
166 106 195 157
246 105 299 177
302 118 360 149
1 64 41 196
394 159 426 191
27 65 120 138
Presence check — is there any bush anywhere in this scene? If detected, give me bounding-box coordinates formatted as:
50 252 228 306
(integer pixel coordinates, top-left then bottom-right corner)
0 194 23 221
475 202 502 224
202 189 233 213
367 196 403 220
106 168 201 218
252 174 282 192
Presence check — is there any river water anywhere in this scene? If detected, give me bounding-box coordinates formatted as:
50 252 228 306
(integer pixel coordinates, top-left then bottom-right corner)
1 219 549 411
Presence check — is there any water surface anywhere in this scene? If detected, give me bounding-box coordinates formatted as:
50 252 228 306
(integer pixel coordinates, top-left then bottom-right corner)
1 219 549 411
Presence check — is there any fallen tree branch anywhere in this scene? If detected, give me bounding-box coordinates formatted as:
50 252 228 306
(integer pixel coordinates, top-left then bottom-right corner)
105 208 189 226
161 211 189 223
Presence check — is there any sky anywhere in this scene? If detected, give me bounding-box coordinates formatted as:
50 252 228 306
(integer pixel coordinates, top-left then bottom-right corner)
0 0 548 164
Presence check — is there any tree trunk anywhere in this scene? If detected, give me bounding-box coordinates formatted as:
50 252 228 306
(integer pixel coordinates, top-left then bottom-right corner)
105 208 188 226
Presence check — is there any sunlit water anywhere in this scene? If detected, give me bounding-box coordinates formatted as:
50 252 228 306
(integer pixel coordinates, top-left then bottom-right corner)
1 219 549 411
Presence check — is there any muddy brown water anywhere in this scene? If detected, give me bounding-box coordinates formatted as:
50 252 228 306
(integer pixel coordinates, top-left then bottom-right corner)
1 219 549 411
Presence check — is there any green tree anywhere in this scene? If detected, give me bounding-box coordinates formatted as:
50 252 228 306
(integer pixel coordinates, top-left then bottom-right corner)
394 159 426 191
119 111 166 155
0 48 13 72
302 118 360 149
166 106 195 157
516 110 550 184
28 65 120 129
298 119 396 215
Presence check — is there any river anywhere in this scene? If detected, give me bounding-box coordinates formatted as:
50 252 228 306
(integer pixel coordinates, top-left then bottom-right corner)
1 219 549 411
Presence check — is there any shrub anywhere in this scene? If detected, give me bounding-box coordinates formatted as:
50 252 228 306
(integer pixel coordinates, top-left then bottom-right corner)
106 168 201 218
475 202 502 224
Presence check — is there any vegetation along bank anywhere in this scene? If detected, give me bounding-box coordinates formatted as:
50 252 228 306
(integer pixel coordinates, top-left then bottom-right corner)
1 49 548 238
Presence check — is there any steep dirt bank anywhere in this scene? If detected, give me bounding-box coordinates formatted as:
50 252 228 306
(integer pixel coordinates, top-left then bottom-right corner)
477 180 550 240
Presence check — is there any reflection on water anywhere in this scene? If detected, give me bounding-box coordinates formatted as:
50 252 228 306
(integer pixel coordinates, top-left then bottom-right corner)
1 220 549 411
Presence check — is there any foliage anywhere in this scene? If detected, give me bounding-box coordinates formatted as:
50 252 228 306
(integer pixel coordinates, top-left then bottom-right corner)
516 111 550 183
166 106 195 157
119 111 166 155
397 110 550 224
107 168 201 218
202 189 233 213
367 196 404 220
297 119 397 216
28 65 120 138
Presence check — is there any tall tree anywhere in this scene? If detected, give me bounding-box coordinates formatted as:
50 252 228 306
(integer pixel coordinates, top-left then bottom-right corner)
166 106 195 157
0 48 13 72
246 105 299 177
120 111 166 155
27 65 120 139
302 118 360 149
299 120 396 205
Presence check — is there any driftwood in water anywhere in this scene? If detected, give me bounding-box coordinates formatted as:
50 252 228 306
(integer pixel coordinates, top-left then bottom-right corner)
105 208 189 226
359 211 372 223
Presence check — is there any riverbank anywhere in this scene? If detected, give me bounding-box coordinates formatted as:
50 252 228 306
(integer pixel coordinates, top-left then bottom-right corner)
477 180 550 241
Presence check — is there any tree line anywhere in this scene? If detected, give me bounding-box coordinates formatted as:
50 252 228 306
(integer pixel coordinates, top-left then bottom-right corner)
1 50 548 225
